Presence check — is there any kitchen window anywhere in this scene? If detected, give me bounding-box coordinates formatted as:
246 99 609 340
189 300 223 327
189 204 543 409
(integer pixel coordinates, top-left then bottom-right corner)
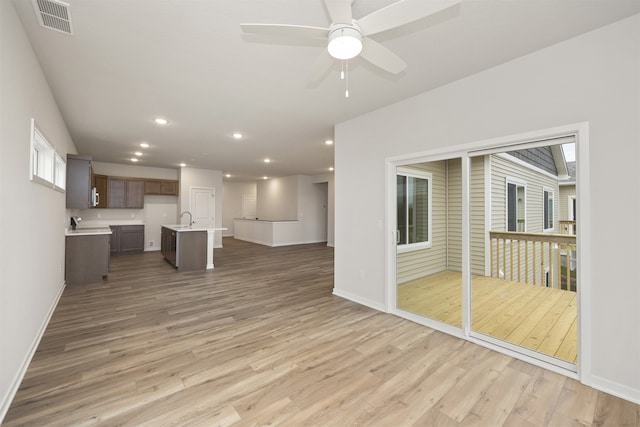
397 168 431 251
54 153 66 190
30 118 65 192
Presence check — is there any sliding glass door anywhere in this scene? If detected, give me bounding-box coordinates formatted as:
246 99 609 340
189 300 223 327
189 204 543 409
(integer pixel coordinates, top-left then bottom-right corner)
393 135 579 370
396 159 462 328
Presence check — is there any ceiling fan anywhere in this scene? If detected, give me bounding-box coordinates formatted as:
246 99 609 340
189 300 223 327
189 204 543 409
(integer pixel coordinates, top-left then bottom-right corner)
240 0 461 85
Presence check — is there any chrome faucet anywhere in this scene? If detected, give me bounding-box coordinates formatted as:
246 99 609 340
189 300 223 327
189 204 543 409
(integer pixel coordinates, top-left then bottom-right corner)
180 211 193 226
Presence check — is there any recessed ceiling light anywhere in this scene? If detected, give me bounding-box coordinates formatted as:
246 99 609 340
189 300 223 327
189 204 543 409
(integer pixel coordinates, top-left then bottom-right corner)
325 140 334 145
130 158 138 162
329 167 334 171
232 132 243 139
139 142 149 148
134 151 143 156
153 117 168 125
179 163 186 167
263 176 268 180
225 173 231 178
264 158 271 163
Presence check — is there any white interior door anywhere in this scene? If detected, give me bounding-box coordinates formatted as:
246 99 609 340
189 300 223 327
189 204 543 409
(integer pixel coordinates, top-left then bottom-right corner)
241 194 256 219
190 187 215 227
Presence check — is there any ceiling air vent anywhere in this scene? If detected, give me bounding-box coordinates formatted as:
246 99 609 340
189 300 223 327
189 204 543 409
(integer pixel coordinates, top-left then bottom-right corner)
32 0 74 35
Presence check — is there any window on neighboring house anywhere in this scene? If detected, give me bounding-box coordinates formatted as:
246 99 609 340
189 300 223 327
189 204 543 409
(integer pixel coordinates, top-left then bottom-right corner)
507 181 526 232
543 189 554 231
397 168 431 250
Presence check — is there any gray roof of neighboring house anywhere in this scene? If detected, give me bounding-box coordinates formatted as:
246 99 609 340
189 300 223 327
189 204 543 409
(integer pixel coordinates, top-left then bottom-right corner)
507 146 558 175
560 161 576 184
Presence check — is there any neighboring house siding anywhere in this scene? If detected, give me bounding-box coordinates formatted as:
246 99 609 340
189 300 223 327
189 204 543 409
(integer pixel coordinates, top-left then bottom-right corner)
396 161 447 283
470 156 486 276
490 153 560 285
559 184 576 221
446 158 462 272
397 157 486 283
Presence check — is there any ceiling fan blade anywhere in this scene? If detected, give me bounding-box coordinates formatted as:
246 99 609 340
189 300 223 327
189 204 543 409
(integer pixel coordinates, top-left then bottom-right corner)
324 0 352 23
307 50 335 84
360 37 407 74
358 0 460 36
240 24 329 39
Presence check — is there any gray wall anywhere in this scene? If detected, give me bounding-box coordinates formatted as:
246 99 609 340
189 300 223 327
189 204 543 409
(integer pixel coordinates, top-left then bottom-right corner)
335 15 639 402
0 1 78 418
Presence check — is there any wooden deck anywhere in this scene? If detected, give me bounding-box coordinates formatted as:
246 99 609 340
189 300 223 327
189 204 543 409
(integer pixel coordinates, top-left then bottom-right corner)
397 270 577 363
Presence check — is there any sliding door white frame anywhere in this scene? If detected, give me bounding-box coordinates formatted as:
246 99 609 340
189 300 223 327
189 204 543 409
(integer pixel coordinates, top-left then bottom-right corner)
385 122 591 382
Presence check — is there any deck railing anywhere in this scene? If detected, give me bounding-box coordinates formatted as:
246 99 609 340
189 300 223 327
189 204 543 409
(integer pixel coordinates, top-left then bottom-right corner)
559 220 576 235
489 230 576 291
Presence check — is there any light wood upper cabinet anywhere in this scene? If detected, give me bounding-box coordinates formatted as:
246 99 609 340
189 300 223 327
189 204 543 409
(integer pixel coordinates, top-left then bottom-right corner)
93 174 108 208
91 175 178 208
144 179 179 196
107 177 127 208
106 178 144 209
127 180 144 208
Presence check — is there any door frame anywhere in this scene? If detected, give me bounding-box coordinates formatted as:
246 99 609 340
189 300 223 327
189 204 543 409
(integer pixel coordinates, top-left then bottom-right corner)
189 186 215 226
385 122 591 382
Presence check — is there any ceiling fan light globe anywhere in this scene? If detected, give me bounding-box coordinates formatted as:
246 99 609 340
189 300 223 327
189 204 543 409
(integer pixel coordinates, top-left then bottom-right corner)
327 26 362 60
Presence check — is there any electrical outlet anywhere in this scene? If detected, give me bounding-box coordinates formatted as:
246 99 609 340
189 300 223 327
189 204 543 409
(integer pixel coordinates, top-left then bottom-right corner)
149 240 154 247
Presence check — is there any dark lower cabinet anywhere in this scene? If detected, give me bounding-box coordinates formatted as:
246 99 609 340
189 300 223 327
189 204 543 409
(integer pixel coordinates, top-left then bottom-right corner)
65 234 110 286
161 227 177 267
161 227 206 271
110 225 144 255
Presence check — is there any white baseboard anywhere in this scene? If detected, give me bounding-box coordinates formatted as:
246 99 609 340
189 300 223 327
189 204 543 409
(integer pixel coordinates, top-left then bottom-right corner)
234 236 327 247
590 374 640 405
332 288 387 312
0 281 65 423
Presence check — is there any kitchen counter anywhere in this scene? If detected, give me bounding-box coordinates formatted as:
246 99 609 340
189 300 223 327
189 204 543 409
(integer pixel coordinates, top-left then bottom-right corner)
65 227 113 236
161 224 226 233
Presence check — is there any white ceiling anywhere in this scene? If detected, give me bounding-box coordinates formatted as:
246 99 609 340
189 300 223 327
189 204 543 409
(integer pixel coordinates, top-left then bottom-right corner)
12 0 640 181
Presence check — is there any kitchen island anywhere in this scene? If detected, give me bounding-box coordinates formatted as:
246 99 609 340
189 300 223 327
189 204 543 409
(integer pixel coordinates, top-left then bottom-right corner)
161 225 225 271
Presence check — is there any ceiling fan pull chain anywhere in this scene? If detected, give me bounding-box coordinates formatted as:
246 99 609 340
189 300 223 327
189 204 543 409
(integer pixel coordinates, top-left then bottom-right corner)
341 59 345 80
345 60 349 98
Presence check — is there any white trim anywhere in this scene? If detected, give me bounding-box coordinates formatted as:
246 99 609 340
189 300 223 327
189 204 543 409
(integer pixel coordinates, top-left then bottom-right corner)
483 155 492 276
469 332 578 376
333 288 388 313
0 281 65 422
495 152 563 181
385 161 396 313
590 375 640 405
461 155 471 336
575 122 591 386
384 122 589 382
395 168 432 250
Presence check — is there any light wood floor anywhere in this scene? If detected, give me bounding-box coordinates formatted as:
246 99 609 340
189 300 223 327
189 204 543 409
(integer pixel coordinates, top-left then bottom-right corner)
5 238 638 426
398 270 577 363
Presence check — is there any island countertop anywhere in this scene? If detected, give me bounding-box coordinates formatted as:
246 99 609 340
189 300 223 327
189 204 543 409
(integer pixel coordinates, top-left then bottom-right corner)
161 224 227 233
